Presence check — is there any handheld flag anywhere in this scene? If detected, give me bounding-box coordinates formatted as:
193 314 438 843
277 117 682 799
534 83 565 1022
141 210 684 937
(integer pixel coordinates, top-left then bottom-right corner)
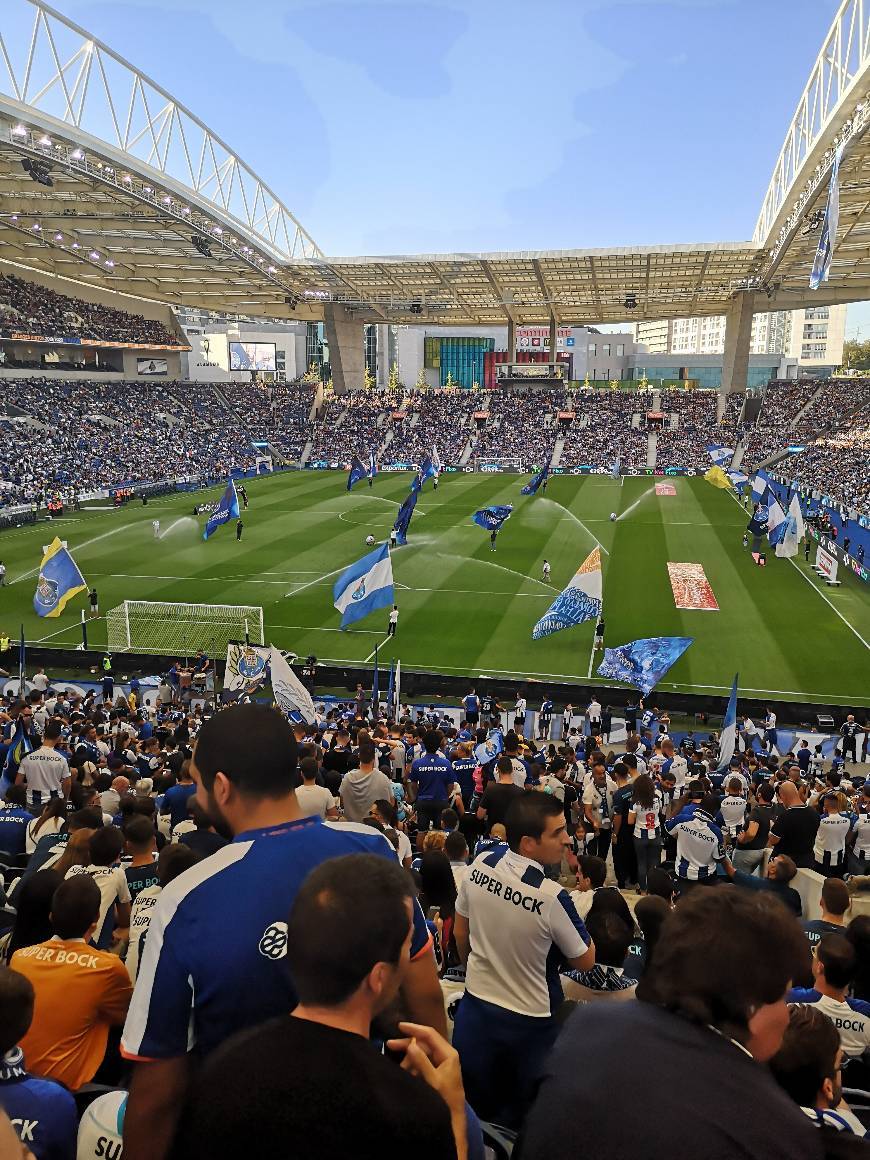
474 729 504 766
521 463 550 495
393 489 419 546
727 470 749 491
767 497 788 546
387 660 395 720
0 715 34 793
420 453 438 485
747 503 769 538
750 472 769 504
717 674 739 773
203 478 240 539
347 455 368 491
810 142 844 289
532 548 602 640
596 636 693 697
17 626 25 699
775 492 805 558
704 465 732 490
269 647 317 724
333 543 394 630
225 643 271 699
33 538 87 618
369 450 377 481
706 443 733 466
610 457 621 480
431 445 442 476
410 472 422 494
472 505 513 532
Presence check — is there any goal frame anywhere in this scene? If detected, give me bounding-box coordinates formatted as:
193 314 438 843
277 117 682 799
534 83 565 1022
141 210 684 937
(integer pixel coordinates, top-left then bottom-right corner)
105 600 264 656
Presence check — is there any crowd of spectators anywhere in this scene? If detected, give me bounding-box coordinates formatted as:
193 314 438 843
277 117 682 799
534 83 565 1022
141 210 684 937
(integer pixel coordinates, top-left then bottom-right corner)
783 426 870 512
0 681 869 1157
560 390 648 469
0 274 181 347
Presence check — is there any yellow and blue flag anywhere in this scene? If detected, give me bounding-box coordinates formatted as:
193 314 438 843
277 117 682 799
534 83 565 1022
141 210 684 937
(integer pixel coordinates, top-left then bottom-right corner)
33 538 87 618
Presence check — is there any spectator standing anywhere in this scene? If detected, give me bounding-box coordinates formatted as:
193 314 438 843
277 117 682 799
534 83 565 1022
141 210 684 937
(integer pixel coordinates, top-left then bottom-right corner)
475 757 523 833
65 827 131 950
733 781 775 875
628 773 663 893
410 732 456 834
665 793 729 892
582 757 615 861
788 934 870 1085
15 722 70 813
339 739 393 823
769 782 821 869
452 793 594 1128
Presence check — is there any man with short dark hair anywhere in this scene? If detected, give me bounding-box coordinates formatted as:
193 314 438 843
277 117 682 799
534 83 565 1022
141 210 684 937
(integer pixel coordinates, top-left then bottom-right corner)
122 704 443 1160
67 824 132 949
410 731 456 833
725 853 804 917
789 934 870 1075
665 793 730 891
452 792 594 1128
339 739 394 823
15 720 70 812
0 786 32 859
476 756 523 832
169 855 469 1160
802 879 850 949
769 781 821 869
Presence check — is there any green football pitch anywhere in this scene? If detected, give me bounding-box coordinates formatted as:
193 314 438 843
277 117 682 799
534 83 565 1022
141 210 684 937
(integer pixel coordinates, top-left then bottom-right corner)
1 471 868 704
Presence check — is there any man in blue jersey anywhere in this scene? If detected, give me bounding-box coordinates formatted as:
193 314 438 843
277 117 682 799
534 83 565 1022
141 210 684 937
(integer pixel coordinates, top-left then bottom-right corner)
453 792 595 1128
121 705 443 1160
410 731 457 833
462 689 480 726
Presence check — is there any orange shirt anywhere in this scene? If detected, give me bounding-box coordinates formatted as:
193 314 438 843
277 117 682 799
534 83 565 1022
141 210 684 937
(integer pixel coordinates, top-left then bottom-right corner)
11 938 132 1090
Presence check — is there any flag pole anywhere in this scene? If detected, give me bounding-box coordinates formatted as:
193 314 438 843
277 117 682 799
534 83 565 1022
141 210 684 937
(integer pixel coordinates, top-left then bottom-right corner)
18 623 25 699
80 608 88 651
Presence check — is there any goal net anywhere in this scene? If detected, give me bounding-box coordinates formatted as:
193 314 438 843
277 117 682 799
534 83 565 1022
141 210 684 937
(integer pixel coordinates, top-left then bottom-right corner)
473 457 525 472
105 600 265 656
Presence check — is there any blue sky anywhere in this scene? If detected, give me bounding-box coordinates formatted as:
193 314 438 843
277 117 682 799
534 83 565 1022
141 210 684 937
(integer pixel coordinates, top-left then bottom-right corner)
56 0 868 333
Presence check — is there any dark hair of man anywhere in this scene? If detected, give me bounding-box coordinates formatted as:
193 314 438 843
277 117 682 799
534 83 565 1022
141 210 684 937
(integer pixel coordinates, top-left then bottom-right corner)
299 757 319 782
637 891 807 1047
68 807 103 832
578 855 607 889
505 791 564 853
285 853 414 1006
422 730 442 755
632 774 656 810
686 780 706 798
699 793 721 817
43 720 62 742
504 731 520 753
495 755 513 779
588 886 634 931
821 878 850 918
51 875 101 940
817 934 858 990
440 809 458 831
634 895 670 973
589 752 606 770
0 967 35 1054
444 831 468 861
194 704 298 799
357 739 376 766
6 870 62 960
90 825 124 867
158 843 197 885
419 852 457 917
124 815 155 851
4 784 26 808
586 909 633 968
758 782 775 804
622 753 638 772
769 1005 841 1108
827 771 842 789
372 799 398 828
771 855 798 883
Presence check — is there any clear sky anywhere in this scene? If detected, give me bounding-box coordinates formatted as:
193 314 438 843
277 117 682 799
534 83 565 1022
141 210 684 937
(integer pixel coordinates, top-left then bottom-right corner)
55 0 868 331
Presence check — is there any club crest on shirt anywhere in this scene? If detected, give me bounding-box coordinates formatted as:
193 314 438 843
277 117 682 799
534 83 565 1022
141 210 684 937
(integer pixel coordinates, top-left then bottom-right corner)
258 921 288 960
35 572 59 609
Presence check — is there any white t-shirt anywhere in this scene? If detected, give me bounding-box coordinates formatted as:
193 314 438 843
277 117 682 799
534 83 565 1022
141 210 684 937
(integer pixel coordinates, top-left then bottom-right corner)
65 864 131 946
31 673 50 693
17 746 70 805
25 814 64 854
515 698 527 718
78 1090 127 1160
125 884 161 982
295 783 335 820
583 778 615 829
395 829 413 865
588 701 602 722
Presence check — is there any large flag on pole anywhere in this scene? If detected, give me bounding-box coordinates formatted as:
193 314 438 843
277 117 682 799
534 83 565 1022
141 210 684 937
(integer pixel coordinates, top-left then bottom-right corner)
727 470 749 491
33 538 87 618
775 492 805 558
431 445 442 477
532 548 602 640
203 478 240 539
393 489 418 546
420 454 436 485
369 450 378 481
472 505 513 532
751 472 769 505
18 625 25 700
717 674 739 773
521 463 550 495
596 636 693 697
410 472 422 494
347 455 368 491
333 543 394 629
767 496 789 547
610 458 621 480
269 647 317 724
706 443 733 466
394 658 401 719
0 714 34 794
810 142 844 289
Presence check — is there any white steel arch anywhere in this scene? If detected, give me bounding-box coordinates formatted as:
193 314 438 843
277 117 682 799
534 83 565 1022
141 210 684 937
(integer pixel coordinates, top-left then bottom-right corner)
754 0 870 248
0 0 323 262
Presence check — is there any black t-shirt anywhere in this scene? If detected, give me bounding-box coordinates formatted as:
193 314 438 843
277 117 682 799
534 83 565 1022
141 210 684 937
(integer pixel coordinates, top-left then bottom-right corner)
519 1002 823 1160
322 747 354 778
125 862 160 901
741 804 773 850
179 829 229 860
169 1015 457 1160
478 782 524 830
801 918 843 949
771 806 821 868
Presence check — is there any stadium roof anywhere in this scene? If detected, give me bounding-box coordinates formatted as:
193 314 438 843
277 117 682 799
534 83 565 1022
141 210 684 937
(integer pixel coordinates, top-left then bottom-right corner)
1 0 870 326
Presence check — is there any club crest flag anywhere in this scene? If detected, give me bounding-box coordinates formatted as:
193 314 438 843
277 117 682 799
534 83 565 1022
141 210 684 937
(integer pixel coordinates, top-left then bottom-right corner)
203 478 240 539
775 492 805 559
521 463 550 495
472 505 513 532
269 646 317 724
706 444 733 466
596 636 693 697
751 472 769 504
333 543 394 630
225 643 271 698
33 538 86 618
532 548 602 640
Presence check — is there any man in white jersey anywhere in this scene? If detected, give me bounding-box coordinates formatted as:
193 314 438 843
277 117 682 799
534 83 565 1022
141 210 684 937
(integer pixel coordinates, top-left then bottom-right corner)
16 721 70 811
453 792 594 1129
541 559 551 582
152 520 160 538
789 934 870 1081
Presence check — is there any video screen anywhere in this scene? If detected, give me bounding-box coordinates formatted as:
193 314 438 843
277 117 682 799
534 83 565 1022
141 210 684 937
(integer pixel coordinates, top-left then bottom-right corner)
229 341 276 371
137 358 168 376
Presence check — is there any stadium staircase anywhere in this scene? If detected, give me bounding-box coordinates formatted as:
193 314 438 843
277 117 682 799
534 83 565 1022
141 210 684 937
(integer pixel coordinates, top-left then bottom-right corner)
647 431 657 468
299 439 313 466
458 436 476 465
332 406 349 430
210 384 233 413
550 435 567 468
792 383 826 427
378 430 394 457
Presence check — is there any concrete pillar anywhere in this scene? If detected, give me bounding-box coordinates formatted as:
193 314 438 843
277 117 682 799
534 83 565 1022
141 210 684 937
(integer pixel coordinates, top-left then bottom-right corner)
507 318 517 362
721 293 756 394
549 314 558 364
324 305 365 395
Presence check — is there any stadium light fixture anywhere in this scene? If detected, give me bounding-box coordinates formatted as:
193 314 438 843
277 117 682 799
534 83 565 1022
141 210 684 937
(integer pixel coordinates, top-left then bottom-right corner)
11 125 27 137
90 250 99 260
105 259 114 267
31 222 40 231
38 135 51 147
54 232 63 241
71 242 79 249
70 149 84 161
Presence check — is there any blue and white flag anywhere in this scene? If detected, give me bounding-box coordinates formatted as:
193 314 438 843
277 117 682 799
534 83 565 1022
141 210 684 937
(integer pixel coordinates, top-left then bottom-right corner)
747 503 770 538
420 454 437 485
532 548 602 640
596 636 693 697
33 537 87 618
269 646 317 724
521 463 550 495
431 445 442 476
810 142 844 289
393 489 419 546
610 458 621 480
706 443 733 466
347 455 368 491
727 470 749 491
767 496 789 546
333 543 394 630
717 674 739 773
0 715 34 794
751 472 769 504
474 728 503 766
472 505 513 532
410 472 422 494
775 492 805 559
369 450 378 480
203 478 240 539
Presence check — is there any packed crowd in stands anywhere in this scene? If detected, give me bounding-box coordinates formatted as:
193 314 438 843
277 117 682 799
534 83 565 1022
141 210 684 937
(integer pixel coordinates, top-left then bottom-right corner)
0 676 869 1157
559 390 648 469
784 427 870 512
0 274 181 347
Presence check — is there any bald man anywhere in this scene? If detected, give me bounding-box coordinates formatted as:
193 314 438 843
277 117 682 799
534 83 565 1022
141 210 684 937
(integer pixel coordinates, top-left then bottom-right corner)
769 781 820 869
